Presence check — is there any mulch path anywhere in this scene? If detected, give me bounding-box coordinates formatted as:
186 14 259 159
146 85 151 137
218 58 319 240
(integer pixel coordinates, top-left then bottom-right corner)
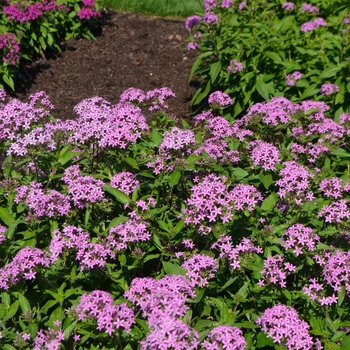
8 9 199 122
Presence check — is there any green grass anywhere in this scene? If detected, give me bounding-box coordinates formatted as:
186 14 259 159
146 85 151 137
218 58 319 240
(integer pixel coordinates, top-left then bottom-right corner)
97 0 204 19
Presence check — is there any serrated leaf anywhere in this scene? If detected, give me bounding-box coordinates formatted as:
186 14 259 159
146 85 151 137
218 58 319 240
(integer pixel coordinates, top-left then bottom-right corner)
104 184 130 204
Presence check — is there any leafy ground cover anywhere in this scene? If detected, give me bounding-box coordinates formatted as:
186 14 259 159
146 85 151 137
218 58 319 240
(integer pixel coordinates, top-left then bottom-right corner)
1 0 350 349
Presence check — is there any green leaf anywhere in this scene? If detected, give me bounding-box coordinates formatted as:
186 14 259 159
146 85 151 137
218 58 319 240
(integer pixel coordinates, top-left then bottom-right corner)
58 146 80 165
0 207 15 226
256 331 274 348
275 15 295 32
2 74 14 90
265 51 282 64
232 168 248 180
209 61 222 83
18 293 31 314
169 170 181 187
338 286 346 307
3 345 16 350
3 300 19 322
256 75 269 101
174 219 185 234
319 66 342 80
342 336 350 349
162 261 186 276
301 85 320 99
125 157 139 169
261 193 277 212
333 148 350 158
259 174 274 189
151 129 163 147
104 184 130 204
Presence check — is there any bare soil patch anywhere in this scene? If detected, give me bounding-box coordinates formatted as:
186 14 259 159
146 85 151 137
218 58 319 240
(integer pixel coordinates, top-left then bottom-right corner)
8 10 198 121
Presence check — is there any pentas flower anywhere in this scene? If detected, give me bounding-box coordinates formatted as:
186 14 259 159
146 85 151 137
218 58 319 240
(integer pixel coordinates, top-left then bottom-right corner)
77 0 101 19
70 96 149 148
281 224 320 256
107 213 151 251
258 255 296 288
321 83 339 96
221 0 234 8
276 161 314 206
211 235 263 270
0 225 7 245
0 92 55 141
182 254 218 287
301 18 327 32
247 140 280 171
206 116 234 138
322 250 350 295
140 316 199 350
238 1 247 11
181 174 235 226
3 0 58 22
160 127 196 152
286 71 302 86
0 246 51 290
318 199 350 223
229 184 263 212
75 290 135 335
0 33 20 65
193 110 214 125
282 2 295 11
146 87 176 111
256 304 315 349
302 278 338 305
110 172 139 195
319 177 350 199
306 118 345 144
185 15 201 30
204 0 217 11
202 325 246 350
15 182 71 219
202 12 219 25
33 327 64 350
50 226 115 270
187 42 199 50
62 165 105 208
301 3 320 14
194 137 240 165
125 275 195 322
228 60 243 74
245 97 297 127
208 91 232 108
119 87 146 104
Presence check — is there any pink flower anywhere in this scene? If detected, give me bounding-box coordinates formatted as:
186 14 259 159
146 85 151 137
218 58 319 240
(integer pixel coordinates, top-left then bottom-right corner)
321 83 339 96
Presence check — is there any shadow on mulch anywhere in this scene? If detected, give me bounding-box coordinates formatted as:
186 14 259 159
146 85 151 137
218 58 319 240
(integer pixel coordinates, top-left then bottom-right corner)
8 9 200 122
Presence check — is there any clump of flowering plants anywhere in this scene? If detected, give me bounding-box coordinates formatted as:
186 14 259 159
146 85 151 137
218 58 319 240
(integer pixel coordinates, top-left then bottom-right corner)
186 0 350 120
0 0 101 90
0 86 350 349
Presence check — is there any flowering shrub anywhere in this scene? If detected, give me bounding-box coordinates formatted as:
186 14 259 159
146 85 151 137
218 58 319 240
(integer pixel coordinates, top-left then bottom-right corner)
0 84 350 349
0 0 101 89
186 0 350 119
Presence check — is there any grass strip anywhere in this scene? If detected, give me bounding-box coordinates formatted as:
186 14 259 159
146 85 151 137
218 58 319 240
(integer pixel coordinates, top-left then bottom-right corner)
98 0 203 19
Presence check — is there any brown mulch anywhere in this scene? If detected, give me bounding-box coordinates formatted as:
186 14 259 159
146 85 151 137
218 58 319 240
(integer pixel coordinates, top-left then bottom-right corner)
8 9 199 121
